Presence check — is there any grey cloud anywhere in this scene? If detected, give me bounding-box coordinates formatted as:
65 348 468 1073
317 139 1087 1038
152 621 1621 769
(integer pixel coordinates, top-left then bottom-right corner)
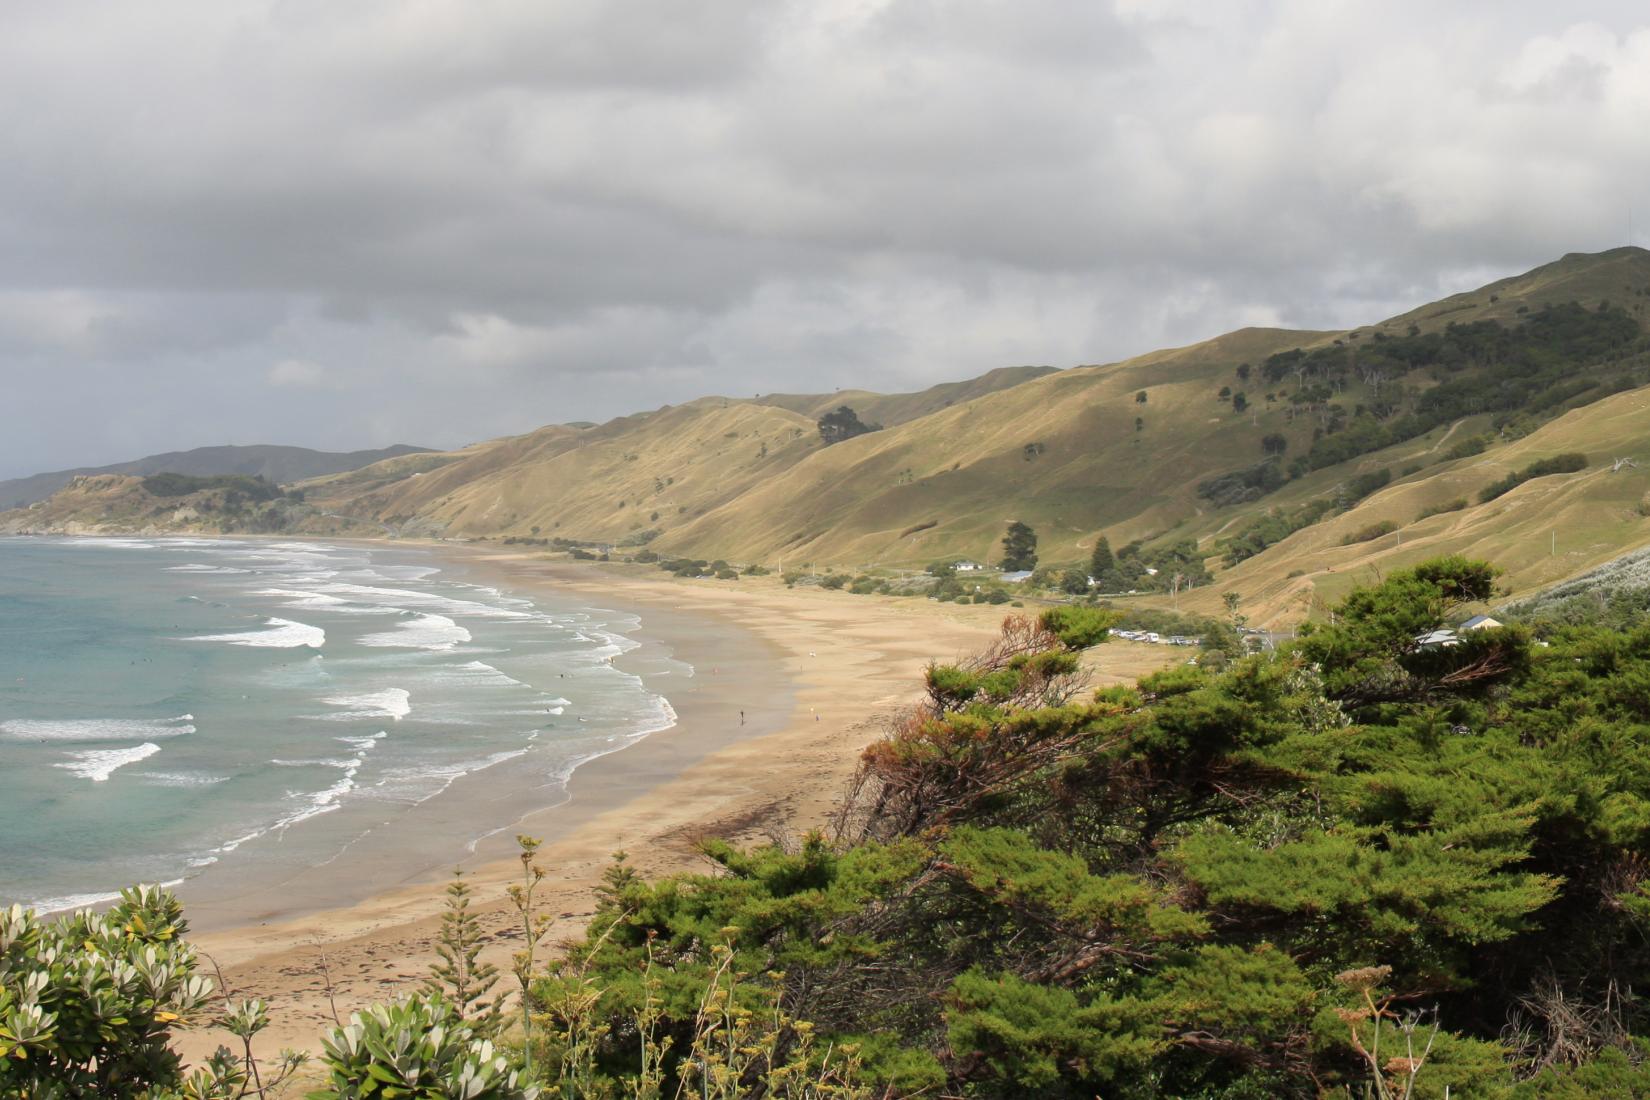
2 0 1649 477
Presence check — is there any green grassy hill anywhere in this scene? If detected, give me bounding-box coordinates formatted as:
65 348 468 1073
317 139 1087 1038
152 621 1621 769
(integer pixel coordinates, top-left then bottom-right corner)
1170 384 1650 626
12 247 1650 621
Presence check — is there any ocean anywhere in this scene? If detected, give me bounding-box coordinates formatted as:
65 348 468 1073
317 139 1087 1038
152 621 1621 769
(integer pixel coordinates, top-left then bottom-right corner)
0 536 684 913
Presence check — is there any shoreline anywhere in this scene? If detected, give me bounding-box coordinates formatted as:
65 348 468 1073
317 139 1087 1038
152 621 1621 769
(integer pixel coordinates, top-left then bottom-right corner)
175 552 797 935
174 545 1014 1059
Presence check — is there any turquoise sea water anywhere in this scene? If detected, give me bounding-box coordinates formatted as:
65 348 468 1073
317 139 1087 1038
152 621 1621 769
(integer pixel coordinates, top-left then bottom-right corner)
0 536 681 912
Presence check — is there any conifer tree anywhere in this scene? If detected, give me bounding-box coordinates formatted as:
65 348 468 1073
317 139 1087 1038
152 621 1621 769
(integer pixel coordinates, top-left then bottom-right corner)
1089 535 1114 578
424 869 502 1035
999 520 1038 570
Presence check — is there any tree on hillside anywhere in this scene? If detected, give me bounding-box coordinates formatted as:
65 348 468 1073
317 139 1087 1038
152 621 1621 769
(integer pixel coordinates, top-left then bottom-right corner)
999 521 1038 570
1262 432 1288 456
817 405 881 446
1089 535 1114 579
1135 390 1148 404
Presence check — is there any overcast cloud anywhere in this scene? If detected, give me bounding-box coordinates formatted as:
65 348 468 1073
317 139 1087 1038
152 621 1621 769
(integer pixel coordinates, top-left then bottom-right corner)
2 0 1648 477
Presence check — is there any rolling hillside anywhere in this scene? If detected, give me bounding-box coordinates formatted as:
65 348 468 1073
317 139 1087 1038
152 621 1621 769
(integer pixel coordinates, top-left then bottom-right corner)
10 247 1650 623
751 365 1059 426
1168 384 1650 626
0 443 431 510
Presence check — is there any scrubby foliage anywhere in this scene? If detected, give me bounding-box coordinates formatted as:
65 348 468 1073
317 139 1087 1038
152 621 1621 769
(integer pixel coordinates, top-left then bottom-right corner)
1197 458 1286 506
529 558 1650 1097
1196 302 1645 506
1418 497 1469 521
1505 545 1650 632
1090 538 1213 594
0 885 306 1099
1478 453 1589 503
28 557 1650 1097
817 407 881 447
318 994 535 1099
1341 519 1400 544
141 473 286 502
1217 469 1393 567
1274 303 1642 471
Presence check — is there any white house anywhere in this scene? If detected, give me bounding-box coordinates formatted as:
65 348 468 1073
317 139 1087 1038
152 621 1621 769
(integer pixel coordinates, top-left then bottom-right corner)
953 560 985 572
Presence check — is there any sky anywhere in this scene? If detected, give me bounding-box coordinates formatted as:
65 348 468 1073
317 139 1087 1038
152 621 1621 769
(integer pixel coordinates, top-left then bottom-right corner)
3 1 1649 478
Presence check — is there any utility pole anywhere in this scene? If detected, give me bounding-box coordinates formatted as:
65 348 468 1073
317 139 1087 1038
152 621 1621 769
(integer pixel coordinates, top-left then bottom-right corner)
1551 531 1556 557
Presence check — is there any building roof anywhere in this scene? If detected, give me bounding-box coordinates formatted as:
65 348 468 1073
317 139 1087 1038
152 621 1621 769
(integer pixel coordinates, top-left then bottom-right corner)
1461 614 1503 630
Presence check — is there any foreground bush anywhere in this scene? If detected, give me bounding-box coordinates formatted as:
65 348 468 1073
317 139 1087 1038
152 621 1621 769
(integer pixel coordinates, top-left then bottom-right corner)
19 562 1650 1096
538 560 1650 1097
0 885 303 1099
318 994 535 1099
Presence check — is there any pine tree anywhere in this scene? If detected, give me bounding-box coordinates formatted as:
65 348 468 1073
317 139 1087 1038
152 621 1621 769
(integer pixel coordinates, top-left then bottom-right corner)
424 869 502 1034
1089 536 1113 579
999 521 1038 570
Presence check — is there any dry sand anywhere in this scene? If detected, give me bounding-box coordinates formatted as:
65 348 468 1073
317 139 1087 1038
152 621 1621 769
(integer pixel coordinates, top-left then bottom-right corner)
176 551 1179 1062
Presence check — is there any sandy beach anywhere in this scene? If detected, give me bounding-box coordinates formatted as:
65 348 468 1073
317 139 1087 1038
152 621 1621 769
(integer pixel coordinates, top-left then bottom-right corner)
175 548 1179 1061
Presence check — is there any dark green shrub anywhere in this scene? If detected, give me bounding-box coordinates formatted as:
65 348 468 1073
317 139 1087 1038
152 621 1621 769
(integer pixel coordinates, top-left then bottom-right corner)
1341 520 1400 545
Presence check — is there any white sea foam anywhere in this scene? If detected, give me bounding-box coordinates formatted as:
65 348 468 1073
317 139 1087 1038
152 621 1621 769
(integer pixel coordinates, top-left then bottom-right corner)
214 728 389 853
30 890 125 913
368 746 535 807
319 688 411 721
358 613 470 651
320 581 536 620
64 537 154 550
165 563 251 574
0 715 195 742
455 659 529 686
187 617 324 648
252 587 396 614
570 628 637 664
363 564 442 581
137 771 231 788
56 742 163 781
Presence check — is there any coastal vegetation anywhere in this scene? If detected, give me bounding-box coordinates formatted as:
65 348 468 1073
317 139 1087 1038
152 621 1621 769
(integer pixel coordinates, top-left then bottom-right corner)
140 473 288 502
816 407 882 447
19 557 1650 1096
1476 453 1589 504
